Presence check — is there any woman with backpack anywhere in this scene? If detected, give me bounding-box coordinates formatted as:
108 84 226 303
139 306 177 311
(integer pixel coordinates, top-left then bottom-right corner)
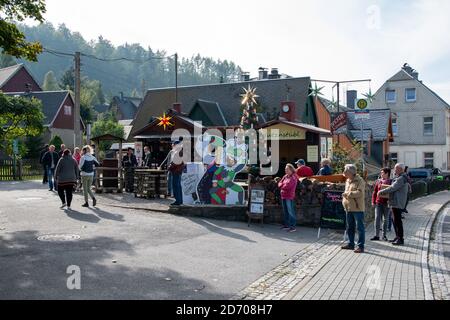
79 145 100 208
55 149 79 210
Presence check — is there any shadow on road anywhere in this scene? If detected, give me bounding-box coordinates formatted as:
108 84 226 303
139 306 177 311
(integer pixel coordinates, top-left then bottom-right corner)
0 230 227 299
65 209 101 223
88 207 125 222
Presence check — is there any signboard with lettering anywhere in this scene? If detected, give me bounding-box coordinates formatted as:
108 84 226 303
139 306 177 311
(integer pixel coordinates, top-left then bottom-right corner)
307 145 319 163
250 189 265 214
181 162 204 204
320 190 346 230
330 112 347 134
261 123 306 140
355 111 370 120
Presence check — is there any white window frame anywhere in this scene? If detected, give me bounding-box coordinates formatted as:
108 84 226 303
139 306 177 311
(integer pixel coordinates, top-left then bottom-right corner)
405 88 416 102
386 90 396 103
423 116 433 136
392 117 398 136
424 152 434 168
64 105 72 116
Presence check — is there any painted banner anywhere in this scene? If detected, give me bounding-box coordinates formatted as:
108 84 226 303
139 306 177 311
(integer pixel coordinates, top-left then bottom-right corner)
194 134 247 205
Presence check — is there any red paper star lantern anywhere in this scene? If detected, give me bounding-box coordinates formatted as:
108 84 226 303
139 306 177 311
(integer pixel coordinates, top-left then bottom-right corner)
156 112 174 130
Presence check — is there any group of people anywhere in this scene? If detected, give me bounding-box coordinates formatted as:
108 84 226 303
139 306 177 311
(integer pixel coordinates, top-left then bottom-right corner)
277 159 411 252
39 144 99 210
121 142 184 206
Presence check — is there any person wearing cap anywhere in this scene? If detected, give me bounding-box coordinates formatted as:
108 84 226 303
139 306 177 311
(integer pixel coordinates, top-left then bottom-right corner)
295 159 314 178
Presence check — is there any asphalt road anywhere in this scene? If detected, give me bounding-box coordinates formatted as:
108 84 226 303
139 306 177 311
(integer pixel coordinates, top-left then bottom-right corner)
0 181 329 299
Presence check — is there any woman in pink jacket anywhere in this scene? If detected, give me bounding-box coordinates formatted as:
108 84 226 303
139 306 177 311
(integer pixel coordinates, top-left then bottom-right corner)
278 163 299 232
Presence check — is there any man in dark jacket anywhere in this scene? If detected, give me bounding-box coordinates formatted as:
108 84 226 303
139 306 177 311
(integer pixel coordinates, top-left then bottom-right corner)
122 148 138 168
42 145 60 191
378 163 409 246
122 148 138 192
39 144 49 184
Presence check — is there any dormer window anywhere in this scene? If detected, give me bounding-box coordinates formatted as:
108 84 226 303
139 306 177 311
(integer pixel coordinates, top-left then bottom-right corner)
64 105 72 116
405 88 416 102
386 90 396 103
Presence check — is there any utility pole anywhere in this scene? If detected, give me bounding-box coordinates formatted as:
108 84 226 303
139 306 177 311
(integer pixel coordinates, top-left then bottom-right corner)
175 53 178 103
74 52 81 147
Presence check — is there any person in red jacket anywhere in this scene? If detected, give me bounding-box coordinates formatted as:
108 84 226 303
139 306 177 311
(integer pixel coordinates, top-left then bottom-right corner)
295 159 314 178
278 164 299 232
371 167 392 241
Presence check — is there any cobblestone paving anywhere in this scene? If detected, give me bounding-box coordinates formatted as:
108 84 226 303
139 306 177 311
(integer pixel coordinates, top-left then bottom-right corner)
429 205 450 300
232 231 346 300
233 191 449 300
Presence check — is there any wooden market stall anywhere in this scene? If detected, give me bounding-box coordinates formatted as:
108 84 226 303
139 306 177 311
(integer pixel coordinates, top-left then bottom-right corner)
257 119 332 176
91 134 125 193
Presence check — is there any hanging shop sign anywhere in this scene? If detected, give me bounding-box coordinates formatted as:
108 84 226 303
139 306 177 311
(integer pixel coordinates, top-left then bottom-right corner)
261 123 306 140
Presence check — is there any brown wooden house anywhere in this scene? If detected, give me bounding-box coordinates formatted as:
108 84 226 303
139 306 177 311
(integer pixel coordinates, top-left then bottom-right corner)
6 91 85 149
0 64 42 93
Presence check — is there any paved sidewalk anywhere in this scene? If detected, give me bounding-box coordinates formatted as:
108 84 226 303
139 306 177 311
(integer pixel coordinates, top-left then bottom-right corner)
429 205 450 300
233 191 449 300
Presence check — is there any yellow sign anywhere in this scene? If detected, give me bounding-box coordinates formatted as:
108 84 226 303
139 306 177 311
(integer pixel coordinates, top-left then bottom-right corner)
356 99 368 110
260 123 306 140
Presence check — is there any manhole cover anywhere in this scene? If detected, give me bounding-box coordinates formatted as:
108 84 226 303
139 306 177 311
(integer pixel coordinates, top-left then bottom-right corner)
37 234 81 242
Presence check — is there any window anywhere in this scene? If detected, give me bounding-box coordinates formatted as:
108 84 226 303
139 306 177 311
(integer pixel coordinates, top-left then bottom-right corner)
392 117 398 136
424 152 434 168
386 90 396 103
405 88 416 102
64 105 72 116
423 117 433 136
390 153 398 164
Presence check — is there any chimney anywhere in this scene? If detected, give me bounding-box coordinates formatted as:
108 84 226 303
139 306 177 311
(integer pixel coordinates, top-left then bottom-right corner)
402 63 419 79
346 90 357 109
120 91 124 100
268 68 281 79
240 72 250 82
280 101 296 122
172 103 182 114
258 67 268 80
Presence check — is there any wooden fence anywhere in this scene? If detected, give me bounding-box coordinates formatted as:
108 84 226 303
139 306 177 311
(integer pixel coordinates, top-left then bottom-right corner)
0 158 42 181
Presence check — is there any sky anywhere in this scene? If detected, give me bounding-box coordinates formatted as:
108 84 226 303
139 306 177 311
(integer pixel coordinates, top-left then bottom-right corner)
37 0 450 103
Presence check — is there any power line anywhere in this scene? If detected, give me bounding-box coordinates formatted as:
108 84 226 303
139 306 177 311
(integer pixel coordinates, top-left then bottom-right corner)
43 47 174 64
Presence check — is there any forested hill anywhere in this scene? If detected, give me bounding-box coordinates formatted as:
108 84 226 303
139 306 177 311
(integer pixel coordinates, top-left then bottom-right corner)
1 22 242 99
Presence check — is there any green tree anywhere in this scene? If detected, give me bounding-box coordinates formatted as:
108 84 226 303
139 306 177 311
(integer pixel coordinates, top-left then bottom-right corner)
42 70 60 91
49 135 63 151
0 51 16 67
0 92 44 152
0 0 46 61
331 140 364 176
59 67 75 91
24 134 43 158
15 21 243 96
91 119 124 151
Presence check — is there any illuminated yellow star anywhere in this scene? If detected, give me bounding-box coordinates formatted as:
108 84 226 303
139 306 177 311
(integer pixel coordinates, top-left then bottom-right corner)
240 85 259 105
156 112 174 130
